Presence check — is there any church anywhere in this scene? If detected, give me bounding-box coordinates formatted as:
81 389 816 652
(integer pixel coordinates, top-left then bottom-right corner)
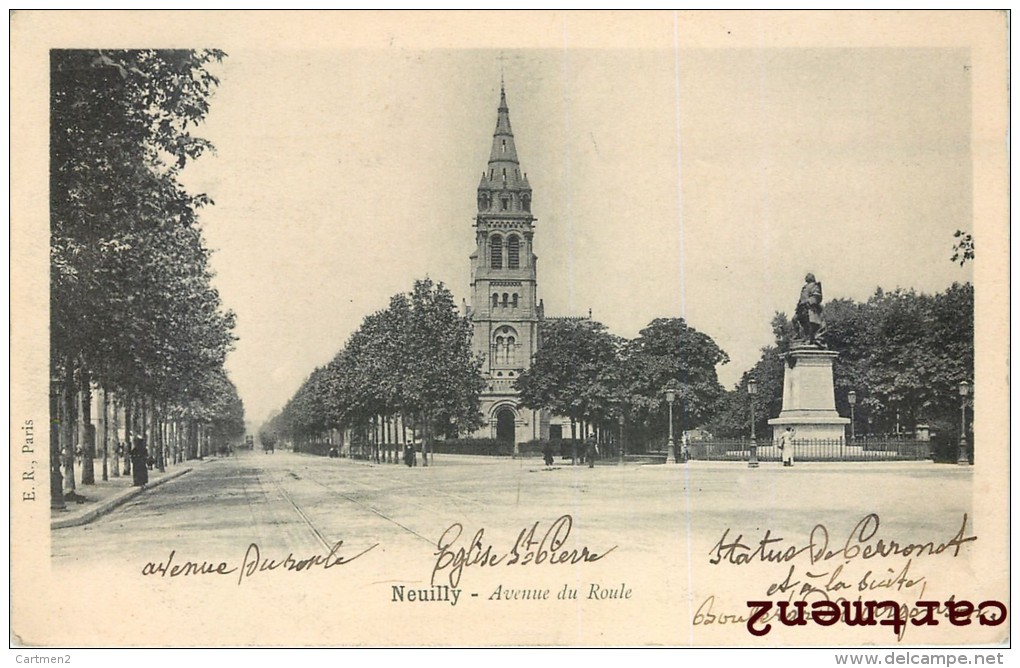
463 85 571 446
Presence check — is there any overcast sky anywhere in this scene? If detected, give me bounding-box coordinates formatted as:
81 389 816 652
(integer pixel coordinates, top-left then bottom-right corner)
179 42 974 427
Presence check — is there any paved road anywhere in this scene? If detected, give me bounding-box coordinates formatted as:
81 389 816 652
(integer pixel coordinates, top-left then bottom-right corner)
53 450 670 567
53 449 974 569
45 450 982 646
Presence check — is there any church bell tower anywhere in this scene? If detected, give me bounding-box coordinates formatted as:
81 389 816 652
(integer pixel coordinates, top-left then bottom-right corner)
468 84 543 445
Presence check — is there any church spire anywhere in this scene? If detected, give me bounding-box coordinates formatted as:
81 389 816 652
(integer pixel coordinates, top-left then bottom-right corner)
478 85 531 213
488 85 519 166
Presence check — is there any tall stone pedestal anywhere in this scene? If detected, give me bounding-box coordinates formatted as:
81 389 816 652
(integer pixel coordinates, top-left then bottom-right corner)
768 346 849 441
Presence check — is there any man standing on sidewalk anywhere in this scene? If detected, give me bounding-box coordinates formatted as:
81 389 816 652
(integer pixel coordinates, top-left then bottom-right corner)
779 427 796 467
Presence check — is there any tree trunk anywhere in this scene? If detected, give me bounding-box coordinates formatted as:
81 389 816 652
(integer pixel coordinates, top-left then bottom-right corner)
80 372 95 485
141 397 149 471
170 419 177 463
50 376 65 509
569 417 577 465
390 417 396 464
61 362 76 493
99 387 109 481
154 399 165 472
110 392 120 477
422 419 430 467
123 395 132 475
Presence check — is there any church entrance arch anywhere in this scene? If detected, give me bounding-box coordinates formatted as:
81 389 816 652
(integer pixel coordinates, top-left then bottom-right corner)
495 407 516 446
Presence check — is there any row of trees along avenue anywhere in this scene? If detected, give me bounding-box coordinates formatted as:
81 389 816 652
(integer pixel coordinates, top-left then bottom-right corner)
265 278 972 459
50 50 244 508
262 303 731 457
260 279 486 463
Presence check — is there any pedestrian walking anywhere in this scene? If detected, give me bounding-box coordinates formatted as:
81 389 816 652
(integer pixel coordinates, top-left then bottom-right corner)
779 426 796 467
542 441 554 467
585 437 596 469
130 436 149 486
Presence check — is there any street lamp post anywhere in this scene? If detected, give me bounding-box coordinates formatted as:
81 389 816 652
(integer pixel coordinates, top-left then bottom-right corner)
748 378 759 469
664 385 677 465
848 390 857 442
958 380 971 466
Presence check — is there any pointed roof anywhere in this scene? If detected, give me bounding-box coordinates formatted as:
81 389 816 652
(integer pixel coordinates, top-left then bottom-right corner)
482 84 528 190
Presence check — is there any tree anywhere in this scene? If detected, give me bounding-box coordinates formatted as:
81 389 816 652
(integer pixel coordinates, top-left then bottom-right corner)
268 278 485 463
516 318 622 441
621 318 729 438
951 230 975 266
707 345 784 439
399 279 486 461
50 49 236 499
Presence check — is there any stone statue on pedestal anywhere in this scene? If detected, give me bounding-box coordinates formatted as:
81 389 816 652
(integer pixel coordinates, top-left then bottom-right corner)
769 273 849 443
793 272 826 348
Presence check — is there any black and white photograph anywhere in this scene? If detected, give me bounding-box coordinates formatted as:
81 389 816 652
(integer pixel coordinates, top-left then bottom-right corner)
10 10 1010 654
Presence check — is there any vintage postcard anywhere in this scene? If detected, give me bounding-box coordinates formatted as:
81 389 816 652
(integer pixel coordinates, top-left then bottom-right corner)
10 10 1010 653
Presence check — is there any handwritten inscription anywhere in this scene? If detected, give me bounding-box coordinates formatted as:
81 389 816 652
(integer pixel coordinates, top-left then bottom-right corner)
431 514 617 588
141 540 378 585
709 514 977 567
699 513 997 641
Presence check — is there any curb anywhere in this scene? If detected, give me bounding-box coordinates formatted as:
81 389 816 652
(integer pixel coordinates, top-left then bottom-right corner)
50 467 193 530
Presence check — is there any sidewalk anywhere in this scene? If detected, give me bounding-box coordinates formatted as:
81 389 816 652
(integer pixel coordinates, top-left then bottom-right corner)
50 459 200 530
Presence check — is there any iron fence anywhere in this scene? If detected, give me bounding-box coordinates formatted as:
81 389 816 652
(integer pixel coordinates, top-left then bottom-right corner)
687 438 931 462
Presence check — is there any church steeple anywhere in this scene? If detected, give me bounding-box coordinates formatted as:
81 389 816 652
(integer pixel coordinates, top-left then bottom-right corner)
477 86 531 214
489 85 519 164
466 82 544 444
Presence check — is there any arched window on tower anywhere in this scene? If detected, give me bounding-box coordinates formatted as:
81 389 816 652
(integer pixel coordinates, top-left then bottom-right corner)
501 196 509 211
492 293 499 308
494 336 504 365
490 235 503 268
507 236 520 269
511 293 518 308
502 293 509 308
492 326 519 368
501 139 507 153
522 194 531 212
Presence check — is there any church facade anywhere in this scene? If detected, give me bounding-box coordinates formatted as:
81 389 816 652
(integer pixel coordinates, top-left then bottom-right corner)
464 86 550 445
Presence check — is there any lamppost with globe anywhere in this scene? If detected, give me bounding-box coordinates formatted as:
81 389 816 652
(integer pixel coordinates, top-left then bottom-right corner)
664 382 678 465
957 380 971 466
848 390 857 442
748 378 759 469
